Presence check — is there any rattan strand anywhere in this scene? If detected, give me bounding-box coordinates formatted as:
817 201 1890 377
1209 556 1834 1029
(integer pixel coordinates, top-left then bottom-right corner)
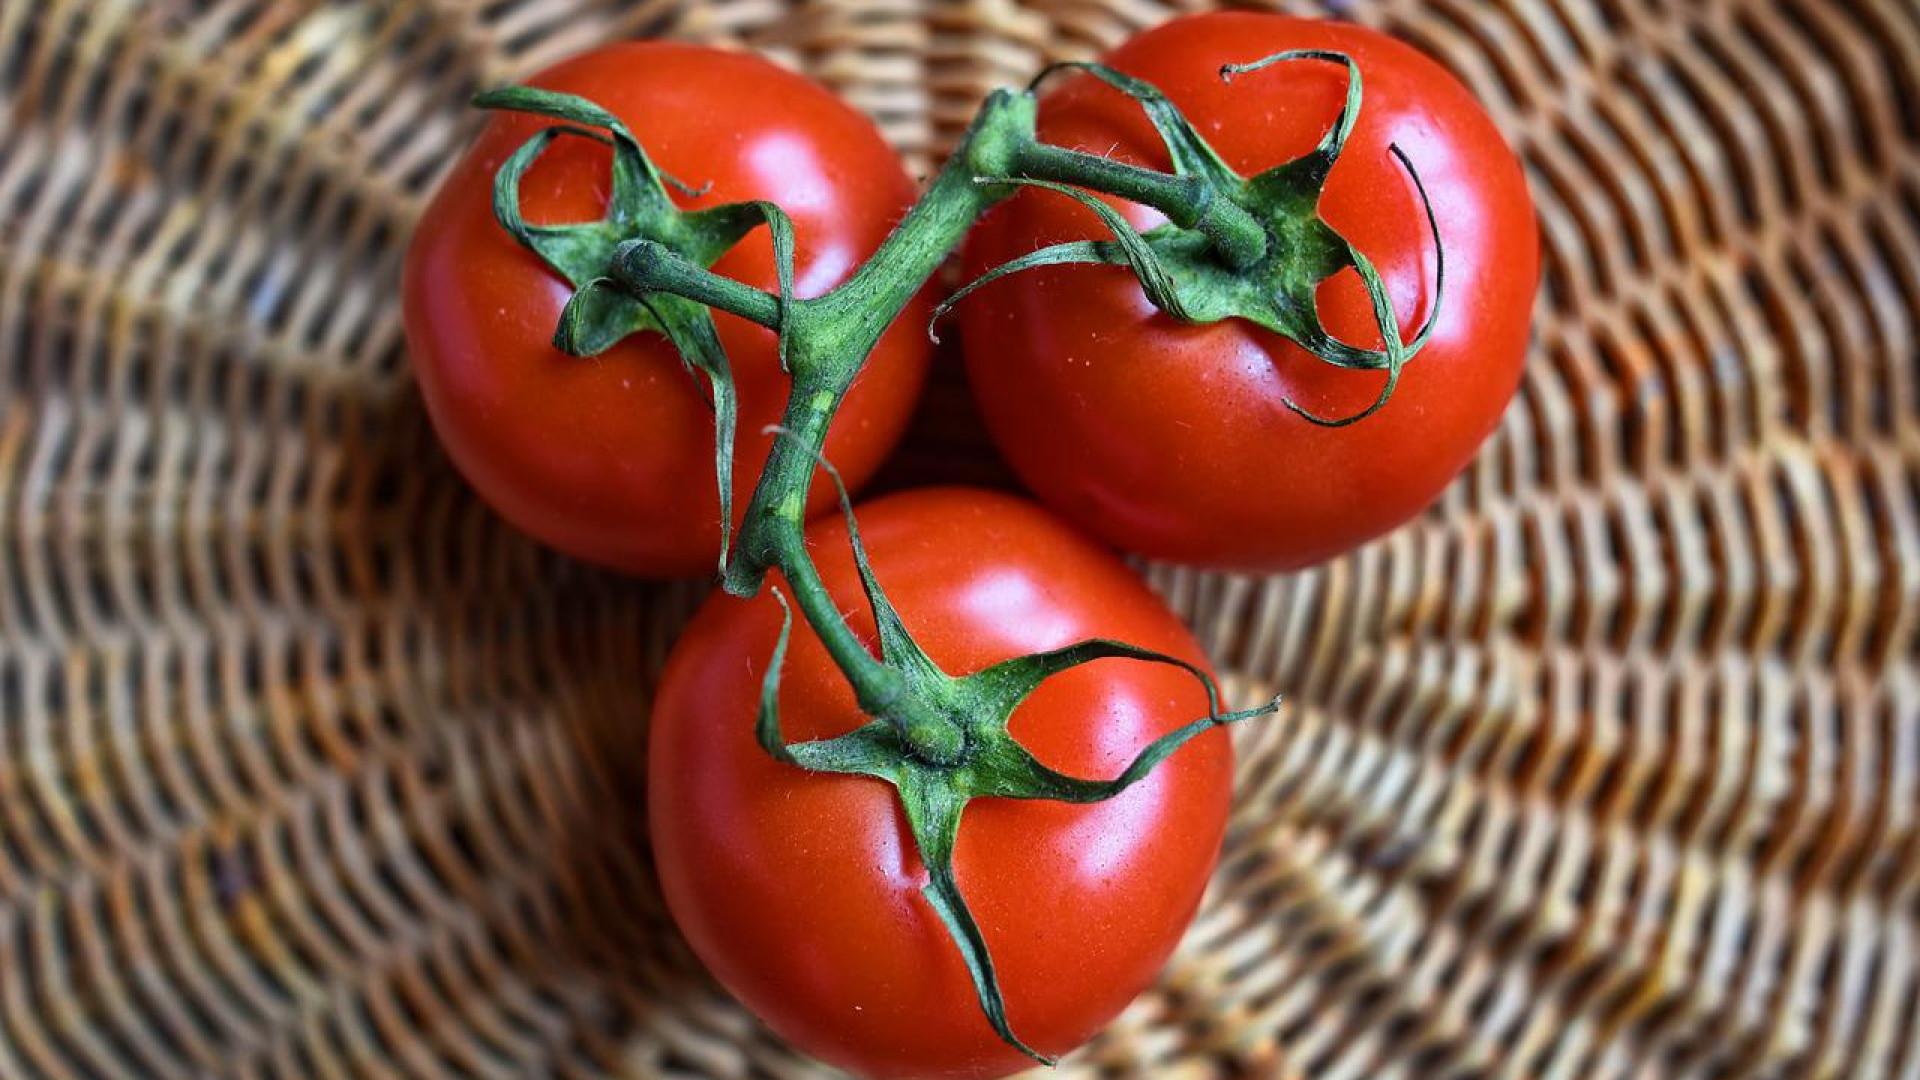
2 1 1917 1077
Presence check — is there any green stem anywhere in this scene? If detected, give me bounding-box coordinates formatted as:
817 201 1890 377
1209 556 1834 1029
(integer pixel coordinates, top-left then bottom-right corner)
744 396 966 764
763 513 903 710
803 91 1032 369
611 239 782 328
773 522 969 765
704 92 1049 762
723 91 1035 596
571 83 1287 772
1011 142 1268 268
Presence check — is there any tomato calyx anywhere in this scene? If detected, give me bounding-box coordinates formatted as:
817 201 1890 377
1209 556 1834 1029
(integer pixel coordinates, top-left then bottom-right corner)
940 51 1446 427
753 465 1280 1065
473 86 803 573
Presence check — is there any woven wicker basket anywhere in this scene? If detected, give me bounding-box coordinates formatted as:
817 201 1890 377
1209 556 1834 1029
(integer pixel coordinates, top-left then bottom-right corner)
4 0 1918 1077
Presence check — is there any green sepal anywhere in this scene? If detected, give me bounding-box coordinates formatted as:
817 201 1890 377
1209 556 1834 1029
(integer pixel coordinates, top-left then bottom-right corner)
1224 51 1442 425
649 300 742 573
975 177 1192 320
979 51 1447 426
681 200 797 343
480 84 800 360
745 563 1048 1063
755 596 1281 1065
960 697 1278 804
552 277 654 357
755 587 802 765
552 276 741 571
487 125 624 280
899 779 1055 1068
480 85 811 574
474 85 676 225
789 722 908 779
1030 61 1239 189
959 638 1279 802
837 489 942 683
1248 143 1443 427
660 171 713 200
965 637 1227 716
766 427 947 684
1225 50 1361 195
929 240 1110 343
483 119 663 360
755 602 911 778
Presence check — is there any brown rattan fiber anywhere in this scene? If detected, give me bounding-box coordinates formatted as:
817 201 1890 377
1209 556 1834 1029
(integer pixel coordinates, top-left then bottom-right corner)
2 1 1918 1077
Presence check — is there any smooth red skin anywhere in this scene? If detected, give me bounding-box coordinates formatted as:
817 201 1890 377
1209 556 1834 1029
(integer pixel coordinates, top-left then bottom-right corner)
649 489 1232 1080
961 14 1539 572
404 43 929 577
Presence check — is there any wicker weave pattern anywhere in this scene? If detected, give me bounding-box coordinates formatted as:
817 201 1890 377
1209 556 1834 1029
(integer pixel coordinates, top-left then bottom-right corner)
2 0 1917 1077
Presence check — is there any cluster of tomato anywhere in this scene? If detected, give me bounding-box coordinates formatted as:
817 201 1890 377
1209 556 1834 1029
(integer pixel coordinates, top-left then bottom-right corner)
403 12 1535 1079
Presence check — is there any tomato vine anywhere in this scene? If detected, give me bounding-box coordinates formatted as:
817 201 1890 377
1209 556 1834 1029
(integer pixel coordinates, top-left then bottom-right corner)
473 49 1441 1064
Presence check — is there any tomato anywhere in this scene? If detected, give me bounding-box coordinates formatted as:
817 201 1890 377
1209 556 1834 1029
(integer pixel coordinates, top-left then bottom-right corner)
648 489 1233 1079
960 13 1538 571
404 43 929 577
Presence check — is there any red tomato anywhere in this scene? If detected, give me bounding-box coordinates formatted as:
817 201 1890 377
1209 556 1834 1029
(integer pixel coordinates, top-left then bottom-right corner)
404 43 929 577
961 13 1538 571
649 489 1233 1079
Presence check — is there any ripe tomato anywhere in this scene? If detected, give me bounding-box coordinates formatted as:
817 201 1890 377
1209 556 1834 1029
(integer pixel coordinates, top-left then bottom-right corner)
404 43 929 577
961 13 1538 571
648 489 1233 1079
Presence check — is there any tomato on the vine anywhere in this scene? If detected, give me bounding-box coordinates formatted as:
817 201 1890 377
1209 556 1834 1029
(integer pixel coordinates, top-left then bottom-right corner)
961 13 1538 572
648 489 1233 1079
404 42 929 577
